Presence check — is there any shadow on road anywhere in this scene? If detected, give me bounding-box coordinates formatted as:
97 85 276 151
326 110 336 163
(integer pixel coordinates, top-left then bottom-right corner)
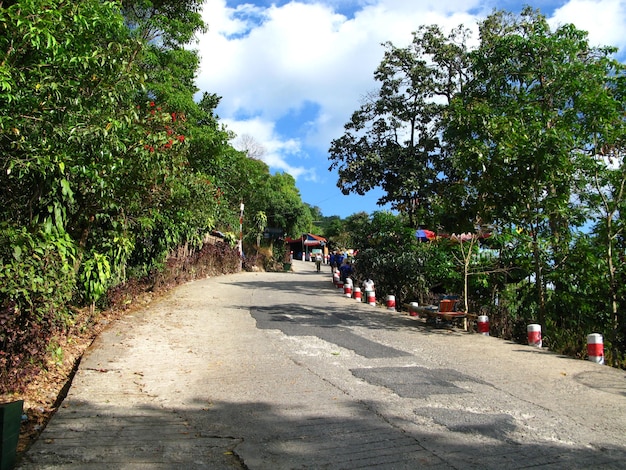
242 298 466 337
20 397 626 469
219 270 340 296
250 303 412 358
219 268 468 336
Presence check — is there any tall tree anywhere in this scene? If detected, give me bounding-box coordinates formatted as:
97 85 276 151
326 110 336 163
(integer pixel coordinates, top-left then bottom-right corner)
446 8 619 324
113 0 215 279
0 0 150 299
329 25 471 229
0 0 149 384
122 0 205 112
574 63 626 363
0 0 213 302
264 172 312 238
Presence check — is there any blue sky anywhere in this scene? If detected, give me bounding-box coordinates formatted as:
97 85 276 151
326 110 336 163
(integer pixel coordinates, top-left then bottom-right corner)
195 0 626 219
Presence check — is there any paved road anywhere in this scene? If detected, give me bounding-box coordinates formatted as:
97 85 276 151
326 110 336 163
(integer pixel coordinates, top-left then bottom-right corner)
19 261 626 469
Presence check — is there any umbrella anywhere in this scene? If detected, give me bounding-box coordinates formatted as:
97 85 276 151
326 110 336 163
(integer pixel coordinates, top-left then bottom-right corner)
415 229 436 241
450 232 493 243
450 232 475 242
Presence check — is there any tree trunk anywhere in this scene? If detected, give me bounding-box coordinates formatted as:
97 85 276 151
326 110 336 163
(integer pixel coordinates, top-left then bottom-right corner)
605 216 620 367
531 231 546 327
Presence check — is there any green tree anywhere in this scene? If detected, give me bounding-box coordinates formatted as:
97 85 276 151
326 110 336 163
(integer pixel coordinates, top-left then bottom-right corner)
115 0 212 274
122 0 205 113
341 212 371 250
252 211 268 247
446 8 620 325
0 0 146 385
307 204 326 236
0 0 148 300
186 94 278 237
573 65 626 363
329 25 471 229
349 212 433 305
265 172 312 238
324 217 344 239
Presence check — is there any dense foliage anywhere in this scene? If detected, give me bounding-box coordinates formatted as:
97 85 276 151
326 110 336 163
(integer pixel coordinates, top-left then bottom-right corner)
0 0 313 391
329 9 626 366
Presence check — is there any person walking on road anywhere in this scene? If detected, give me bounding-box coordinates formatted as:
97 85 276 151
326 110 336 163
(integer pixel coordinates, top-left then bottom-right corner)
315 253 322 272
339 259 353 283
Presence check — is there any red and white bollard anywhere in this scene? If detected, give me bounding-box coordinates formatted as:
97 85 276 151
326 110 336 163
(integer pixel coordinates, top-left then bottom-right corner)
353 287 362 302
343 283 352 298
477 315 489 335
527 324 542 347
386 295 396 311
409 301 419 317
587 333 604 364
366 290 376 306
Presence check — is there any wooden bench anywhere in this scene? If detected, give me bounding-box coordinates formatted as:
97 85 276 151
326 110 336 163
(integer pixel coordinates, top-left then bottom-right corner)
404 298 475 331
404 303 438 318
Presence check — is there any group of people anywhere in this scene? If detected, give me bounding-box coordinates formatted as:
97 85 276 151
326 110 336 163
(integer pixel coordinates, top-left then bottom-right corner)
329 251 345 270
312 251 356 282
328 251 353 282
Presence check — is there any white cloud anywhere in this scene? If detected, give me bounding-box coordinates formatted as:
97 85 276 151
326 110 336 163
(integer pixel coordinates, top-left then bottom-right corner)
222 117 317 180
550 0 626 52
197 1 483 161
195 0 626 200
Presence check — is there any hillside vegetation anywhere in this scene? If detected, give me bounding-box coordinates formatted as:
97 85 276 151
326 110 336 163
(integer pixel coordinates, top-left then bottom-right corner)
0 0 314 393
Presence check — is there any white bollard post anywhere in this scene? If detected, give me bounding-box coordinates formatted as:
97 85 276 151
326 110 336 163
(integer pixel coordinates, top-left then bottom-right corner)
386 295 396 311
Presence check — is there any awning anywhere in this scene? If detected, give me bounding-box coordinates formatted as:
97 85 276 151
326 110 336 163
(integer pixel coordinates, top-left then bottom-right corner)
303 233 327 246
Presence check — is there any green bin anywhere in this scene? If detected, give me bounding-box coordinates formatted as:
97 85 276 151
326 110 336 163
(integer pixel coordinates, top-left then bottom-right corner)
1 400 23 470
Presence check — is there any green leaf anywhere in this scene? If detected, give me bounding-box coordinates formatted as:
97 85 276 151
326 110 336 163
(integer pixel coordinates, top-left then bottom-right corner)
60 178 73 199
13 245 22 261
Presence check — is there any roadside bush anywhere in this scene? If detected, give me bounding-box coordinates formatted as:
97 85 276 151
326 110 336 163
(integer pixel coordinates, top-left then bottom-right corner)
197 242 240 276
242 253 263 271
0 226 77 393
354 247 429 306
151 241 240 290
242 245 271 272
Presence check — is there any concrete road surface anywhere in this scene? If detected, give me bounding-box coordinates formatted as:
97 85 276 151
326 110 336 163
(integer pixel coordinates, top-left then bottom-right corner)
18 260 626 469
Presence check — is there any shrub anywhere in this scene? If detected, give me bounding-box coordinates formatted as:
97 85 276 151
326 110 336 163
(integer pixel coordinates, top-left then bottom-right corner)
0 226 77 393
